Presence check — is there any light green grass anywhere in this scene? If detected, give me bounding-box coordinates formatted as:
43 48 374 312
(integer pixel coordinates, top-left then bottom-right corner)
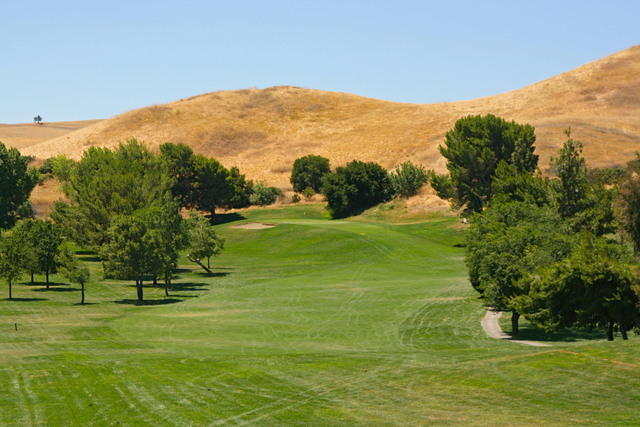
1 205 639 425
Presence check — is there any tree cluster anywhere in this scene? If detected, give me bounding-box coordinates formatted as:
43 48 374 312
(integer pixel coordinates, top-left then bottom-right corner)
290 155 430 218
441 117 640 340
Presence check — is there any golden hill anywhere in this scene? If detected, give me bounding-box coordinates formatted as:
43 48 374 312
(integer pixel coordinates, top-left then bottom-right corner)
4 44 640 212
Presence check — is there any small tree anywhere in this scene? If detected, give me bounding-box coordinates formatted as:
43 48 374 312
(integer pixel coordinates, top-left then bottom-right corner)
188 211 224 274
34 115 42 125
290 155 331 193
389 160 429 198
57 245 90 304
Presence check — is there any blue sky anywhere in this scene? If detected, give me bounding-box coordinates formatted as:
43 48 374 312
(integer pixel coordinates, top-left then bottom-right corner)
1 0 638 123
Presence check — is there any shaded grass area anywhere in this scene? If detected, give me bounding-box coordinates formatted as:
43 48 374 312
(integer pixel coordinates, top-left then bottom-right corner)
1 206 639 425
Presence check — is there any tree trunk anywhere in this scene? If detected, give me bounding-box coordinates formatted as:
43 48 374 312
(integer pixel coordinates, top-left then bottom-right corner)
607 320 614 341
164 277 169 297
81 283 85 305
46 271 50 289
136 279 144 302
8 279 12 300
620 322 628 340
31 273 34 284
511 311 520 335
153 275 157 286
187 254 213 275
207 256 210 269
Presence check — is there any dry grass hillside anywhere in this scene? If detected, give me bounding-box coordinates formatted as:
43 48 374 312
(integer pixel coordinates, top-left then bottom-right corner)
3 44 639 214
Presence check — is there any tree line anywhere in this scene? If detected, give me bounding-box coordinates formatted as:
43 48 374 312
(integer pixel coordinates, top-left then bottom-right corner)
433 114 640 340
289 154 430 218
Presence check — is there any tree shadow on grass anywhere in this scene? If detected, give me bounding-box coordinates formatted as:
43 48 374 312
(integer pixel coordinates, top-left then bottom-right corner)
32 287 76 293
24 281 67 288
4 297 48 302
114 298 182 306
72 302 98 306
208 212 246 225
170 282 209 292
505 324 607 342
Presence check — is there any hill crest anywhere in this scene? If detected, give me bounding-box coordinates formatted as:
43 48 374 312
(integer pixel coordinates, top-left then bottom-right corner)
12 44 640 192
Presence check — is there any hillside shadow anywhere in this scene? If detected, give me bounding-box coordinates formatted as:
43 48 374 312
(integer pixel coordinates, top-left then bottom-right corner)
208 212 246 225
114 298 182 306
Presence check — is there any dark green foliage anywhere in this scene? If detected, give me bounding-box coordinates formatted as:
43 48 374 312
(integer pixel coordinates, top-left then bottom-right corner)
290 155 331 193
250 181 283 206
389 161 429 198
515 234 640 340
291 193 301 203
101 199 188 301
619 172 640 254
159 142 197 207
465 200 571 333
434 114 538 214
550 130 617 235
51 140 172 250
192 155 232 215
491 162 552 207
588 167 628 185
225 166 254 209
0 142 40 229
321 160 394 219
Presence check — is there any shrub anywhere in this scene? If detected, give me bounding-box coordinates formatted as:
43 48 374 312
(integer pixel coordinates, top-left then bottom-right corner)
290 155 331 193
250 181 283 206
321 160 394 218
291 193 301 203
389 161 429 198
302 187 316 200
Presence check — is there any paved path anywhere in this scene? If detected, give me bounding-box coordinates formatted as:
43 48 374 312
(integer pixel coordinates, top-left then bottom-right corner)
481 310 551 347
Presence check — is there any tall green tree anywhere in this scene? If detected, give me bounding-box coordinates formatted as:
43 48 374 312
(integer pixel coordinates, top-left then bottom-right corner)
466 200 572 334
51 140 172 250
0 229 26 299
550 129 617 235
192 154 231 216
0 142 40 229
515 234 640 340
160 142 197 207
433 114 538 214
290 155 331 193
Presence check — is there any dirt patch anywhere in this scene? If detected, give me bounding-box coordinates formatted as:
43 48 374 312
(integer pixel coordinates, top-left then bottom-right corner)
232 222 277 230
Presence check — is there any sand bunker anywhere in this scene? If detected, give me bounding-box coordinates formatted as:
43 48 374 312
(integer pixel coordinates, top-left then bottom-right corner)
232 222 276 230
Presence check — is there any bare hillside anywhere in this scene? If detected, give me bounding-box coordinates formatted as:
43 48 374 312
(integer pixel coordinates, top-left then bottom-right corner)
11 45 640 194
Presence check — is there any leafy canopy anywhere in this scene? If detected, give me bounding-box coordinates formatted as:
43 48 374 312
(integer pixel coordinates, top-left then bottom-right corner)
434 114 538 214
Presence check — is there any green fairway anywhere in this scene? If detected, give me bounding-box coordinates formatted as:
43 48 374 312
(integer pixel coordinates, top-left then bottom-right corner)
1 205 639 425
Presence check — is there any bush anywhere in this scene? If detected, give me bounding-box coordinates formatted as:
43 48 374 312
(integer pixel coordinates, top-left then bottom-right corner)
302 187 316 200
250 181 283 206
321 160 394 218
389 161 429 198
290 155 331 193
291 193 301 203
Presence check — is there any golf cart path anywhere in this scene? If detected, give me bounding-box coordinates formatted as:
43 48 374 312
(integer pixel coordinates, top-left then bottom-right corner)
481 310 551 347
